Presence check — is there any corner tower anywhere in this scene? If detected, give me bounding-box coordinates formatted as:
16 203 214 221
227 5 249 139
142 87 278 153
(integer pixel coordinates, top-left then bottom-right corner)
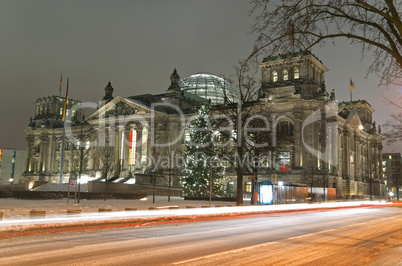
258 51 329 100
103 81 114 103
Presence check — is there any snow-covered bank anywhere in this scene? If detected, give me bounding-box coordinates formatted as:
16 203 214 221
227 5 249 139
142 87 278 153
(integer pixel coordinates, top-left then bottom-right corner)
0 196 235 219
0 197 394 232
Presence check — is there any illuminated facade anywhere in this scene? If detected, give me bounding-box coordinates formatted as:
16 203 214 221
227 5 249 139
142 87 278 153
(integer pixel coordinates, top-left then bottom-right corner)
22 53 385 198
257 51 384 198
0 148 26 185
382 153 401 197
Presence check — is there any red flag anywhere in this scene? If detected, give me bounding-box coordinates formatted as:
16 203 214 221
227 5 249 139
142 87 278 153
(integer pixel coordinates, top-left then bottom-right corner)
62 78 69 121
350 79 355 91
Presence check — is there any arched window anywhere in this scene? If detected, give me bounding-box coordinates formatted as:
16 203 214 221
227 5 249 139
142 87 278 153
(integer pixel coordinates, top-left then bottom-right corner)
283 69 288 81
294 68 300 79
272 71 278 82
276 121 294 137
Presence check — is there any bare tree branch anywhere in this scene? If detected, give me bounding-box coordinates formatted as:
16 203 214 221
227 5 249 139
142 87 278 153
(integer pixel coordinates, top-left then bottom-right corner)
250 0 402 86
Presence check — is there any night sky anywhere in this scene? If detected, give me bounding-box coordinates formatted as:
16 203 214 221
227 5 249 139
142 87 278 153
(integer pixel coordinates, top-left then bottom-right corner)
0 0 400 152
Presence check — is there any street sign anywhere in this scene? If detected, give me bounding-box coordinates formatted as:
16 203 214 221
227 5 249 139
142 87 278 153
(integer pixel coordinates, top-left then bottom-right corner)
69 177 77 187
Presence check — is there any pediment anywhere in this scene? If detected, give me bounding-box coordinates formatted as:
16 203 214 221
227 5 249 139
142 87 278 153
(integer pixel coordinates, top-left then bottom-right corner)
345 110 363 128
88 96 152 121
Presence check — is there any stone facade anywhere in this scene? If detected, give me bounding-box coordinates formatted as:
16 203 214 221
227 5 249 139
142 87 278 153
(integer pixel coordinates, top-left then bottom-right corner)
22 52 385 198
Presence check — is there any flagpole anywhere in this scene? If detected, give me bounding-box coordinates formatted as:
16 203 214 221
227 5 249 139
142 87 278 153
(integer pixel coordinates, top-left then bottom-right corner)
349 79 354 102
59 77 69 191
59 120 66 191
59 75 62 97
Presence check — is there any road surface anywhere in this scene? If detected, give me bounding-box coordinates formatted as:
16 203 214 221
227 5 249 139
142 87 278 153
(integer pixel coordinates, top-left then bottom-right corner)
1 206 401 265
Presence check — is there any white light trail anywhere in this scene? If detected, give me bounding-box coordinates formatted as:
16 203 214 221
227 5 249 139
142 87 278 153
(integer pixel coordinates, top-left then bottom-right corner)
0 201 393 230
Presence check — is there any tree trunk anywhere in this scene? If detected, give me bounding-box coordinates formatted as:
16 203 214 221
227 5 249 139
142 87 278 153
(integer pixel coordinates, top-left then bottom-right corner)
236 168 243 206
104 178 107 201
152 175 156 204
168 174 171 202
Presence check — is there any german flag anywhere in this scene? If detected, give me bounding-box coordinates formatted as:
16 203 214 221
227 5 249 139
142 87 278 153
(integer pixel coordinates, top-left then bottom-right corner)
62 78 69 121
350 79 355 91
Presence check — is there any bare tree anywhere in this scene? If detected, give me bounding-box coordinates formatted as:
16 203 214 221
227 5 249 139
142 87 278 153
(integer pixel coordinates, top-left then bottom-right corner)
96 132 118 201
215 59 261 205
250 0 402 85
302 166 318 202
383 113 402 143
159 146 182 203
245 106 295 204
72 119 96 203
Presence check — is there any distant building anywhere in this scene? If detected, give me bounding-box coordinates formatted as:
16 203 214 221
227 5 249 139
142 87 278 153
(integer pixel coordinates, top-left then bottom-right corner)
382 153 402 198
22 52 385 198
0 148 26 184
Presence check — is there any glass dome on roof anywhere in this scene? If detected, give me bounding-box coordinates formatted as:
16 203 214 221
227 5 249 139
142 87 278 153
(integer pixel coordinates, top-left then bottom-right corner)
179 73 239 105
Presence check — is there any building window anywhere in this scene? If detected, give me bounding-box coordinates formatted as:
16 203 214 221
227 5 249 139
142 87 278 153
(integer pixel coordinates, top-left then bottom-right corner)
276 121 294 137
272 71 278 82
245 182 252 192
278 151 291 171
283 69 288 81
294 68 300 79
227 182 234 193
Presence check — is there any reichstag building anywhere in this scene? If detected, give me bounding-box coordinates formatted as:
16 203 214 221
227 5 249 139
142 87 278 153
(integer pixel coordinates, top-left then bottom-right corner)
23 51 385 199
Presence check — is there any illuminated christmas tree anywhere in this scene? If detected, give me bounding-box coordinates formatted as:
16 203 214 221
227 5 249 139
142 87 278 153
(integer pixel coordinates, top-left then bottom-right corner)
183 104 223 196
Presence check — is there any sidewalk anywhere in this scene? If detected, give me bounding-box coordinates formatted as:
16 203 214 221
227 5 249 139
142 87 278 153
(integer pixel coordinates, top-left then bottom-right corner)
0 196 238 219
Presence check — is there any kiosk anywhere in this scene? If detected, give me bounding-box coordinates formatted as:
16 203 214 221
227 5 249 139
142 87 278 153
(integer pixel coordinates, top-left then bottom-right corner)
257 181 274 205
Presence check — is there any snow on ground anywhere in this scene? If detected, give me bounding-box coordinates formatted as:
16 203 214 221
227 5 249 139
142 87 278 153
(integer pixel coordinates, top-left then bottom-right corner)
0 196 237 219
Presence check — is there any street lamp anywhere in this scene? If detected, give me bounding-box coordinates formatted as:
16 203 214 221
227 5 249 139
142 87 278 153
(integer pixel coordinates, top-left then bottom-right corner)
389 191 394 199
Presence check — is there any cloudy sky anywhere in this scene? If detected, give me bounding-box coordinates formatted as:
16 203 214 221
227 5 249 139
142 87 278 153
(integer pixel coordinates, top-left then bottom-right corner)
0 0 400 152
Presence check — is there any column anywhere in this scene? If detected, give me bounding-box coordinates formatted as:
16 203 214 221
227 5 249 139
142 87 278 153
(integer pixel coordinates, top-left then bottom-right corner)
123 125 131 172
146 124 153 171
135 126 143 170
372 142 378 179
293 111 303 167
114 125 122 174
39 135 48 173
25 136 34 172
343 130 350 178
87 134 96 173
46 135 54 173
354 136 360 180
